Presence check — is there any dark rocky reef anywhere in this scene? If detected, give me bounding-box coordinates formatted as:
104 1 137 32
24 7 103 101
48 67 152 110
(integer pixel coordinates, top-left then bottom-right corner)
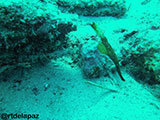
55 0 127 17
120 28 160 85
0 0 77 75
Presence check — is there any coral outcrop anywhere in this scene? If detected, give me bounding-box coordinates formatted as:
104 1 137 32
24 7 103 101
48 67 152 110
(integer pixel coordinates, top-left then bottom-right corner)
0 0 77 75
121 29 160 85
80 40 112 78
55 0 127 17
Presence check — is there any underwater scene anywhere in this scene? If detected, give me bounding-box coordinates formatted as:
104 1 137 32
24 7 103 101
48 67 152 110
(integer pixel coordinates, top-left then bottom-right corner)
0 0 160 120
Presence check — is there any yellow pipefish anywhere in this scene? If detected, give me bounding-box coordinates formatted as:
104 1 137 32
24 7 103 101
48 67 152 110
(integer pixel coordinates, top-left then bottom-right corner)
90 22 125 81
